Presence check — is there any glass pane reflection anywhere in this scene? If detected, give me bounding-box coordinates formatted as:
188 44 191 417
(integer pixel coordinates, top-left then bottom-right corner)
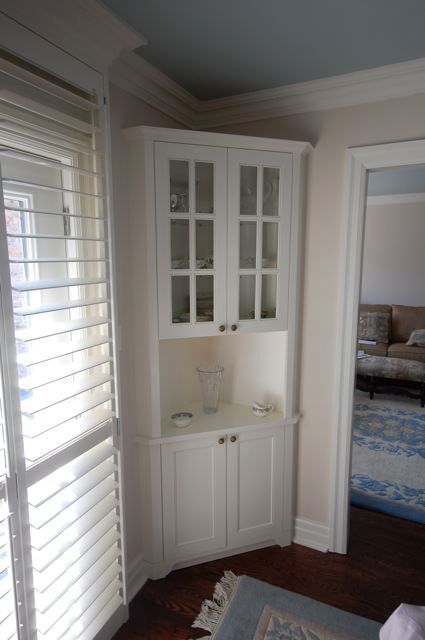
239 274 256 320
263 167 279 216
172 276 190 323
170 160 189 212
196 220 214 269
195 162 214 214
240 165 257 215
171 219 189 269
196 275 214 322
261 274 277 319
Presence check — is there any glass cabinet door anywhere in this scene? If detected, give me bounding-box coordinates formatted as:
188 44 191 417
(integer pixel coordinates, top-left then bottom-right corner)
155 143 227 338
227 149 292 333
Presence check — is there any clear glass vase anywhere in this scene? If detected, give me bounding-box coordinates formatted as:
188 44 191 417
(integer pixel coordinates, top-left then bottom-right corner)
196 365 224 414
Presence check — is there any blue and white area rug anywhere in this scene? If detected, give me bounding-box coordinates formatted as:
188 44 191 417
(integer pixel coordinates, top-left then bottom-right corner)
351 395 425 524
191 572 380 639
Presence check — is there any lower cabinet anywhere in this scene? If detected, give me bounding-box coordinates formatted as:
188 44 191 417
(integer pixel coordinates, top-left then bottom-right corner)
161 426 285 564
161 434 227 562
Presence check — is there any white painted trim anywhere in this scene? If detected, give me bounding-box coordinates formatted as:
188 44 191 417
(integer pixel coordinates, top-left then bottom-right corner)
293 518 329 553
126 554 148 602
0 0 146 72
110 52 198 129
111 50 425 128
125 125 312 155
330 139 425 554
367 192 425 206
197 57 425 127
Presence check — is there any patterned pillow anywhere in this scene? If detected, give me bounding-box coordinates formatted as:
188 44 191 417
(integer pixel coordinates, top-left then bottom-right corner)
406 329 425 347
358 311 390 343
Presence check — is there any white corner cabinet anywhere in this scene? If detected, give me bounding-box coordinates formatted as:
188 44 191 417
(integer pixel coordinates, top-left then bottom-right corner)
137 128 311 339
125 127 311 578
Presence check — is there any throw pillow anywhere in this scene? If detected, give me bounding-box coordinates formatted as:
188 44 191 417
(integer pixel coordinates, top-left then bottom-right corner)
358 311 390 343
406 329 425 347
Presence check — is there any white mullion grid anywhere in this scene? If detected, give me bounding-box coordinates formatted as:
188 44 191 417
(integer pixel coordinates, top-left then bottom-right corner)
265 209 280 320
0 162 36 640
256 165 264 321
0 127 103 168
194 215 215 326
189 160 196 325
0 147 103 179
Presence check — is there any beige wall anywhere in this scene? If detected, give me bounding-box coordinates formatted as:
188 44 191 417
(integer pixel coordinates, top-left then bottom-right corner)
108 83 185 567
110 86 425 556
213 94 425 526
361 200 425 306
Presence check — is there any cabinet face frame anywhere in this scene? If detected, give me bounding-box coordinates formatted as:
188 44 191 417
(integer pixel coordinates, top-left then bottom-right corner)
155 142 228 339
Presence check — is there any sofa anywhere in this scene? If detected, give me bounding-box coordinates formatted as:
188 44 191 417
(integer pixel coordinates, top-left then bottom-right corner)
358 304 425 363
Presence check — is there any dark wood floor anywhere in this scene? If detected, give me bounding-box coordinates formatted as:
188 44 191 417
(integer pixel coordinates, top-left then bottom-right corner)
114 506 425 639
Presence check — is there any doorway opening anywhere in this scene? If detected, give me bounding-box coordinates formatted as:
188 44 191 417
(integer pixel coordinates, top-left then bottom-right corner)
329 139 425 554
351 164 425 525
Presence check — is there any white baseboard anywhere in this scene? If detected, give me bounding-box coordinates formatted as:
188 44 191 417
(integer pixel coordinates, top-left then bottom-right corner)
126 553 148 602
293 518 329 553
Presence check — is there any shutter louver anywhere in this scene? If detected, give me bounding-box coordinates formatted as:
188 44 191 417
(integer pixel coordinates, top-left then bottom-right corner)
0 50 124 639
0 373 19 640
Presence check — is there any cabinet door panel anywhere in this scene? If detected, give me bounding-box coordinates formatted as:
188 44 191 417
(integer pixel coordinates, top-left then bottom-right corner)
162 437 226 561
228 149 292 333
156 142 227 338
227 428 284 548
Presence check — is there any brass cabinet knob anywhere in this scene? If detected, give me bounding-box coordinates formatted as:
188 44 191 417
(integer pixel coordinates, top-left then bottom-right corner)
218 437 225 444
231 324 237 332
218 324 225 332
230 435 237 443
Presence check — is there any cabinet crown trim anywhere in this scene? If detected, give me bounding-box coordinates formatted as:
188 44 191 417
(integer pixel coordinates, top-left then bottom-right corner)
124 126 313 155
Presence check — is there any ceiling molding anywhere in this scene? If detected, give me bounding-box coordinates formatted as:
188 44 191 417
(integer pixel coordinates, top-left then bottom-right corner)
110 52 425 129
110 52 198 128
0 0 146 72
367 192 425 206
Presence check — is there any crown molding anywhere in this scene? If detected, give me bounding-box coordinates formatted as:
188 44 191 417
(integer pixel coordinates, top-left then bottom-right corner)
110 51 198 128
110 52 425 129
0 0 146 72
367 192 425 206
197 57 425 127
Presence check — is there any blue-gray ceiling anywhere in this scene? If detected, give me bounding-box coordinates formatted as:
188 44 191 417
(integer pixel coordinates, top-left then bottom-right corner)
102 0 425 100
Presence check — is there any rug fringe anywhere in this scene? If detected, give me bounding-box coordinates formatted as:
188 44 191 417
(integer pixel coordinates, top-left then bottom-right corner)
190 571 239 638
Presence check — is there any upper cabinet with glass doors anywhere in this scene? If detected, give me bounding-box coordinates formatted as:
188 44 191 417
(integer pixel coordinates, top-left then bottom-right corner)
151 131 310 339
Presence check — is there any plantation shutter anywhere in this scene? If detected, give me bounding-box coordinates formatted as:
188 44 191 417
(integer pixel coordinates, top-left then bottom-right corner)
0 49 125 639
0 359 19 640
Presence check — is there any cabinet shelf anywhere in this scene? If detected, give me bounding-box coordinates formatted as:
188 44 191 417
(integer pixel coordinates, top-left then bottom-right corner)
137 402 298 444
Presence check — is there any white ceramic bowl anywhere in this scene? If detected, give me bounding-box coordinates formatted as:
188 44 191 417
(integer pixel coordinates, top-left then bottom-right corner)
251 402 274 418
171 412 193 428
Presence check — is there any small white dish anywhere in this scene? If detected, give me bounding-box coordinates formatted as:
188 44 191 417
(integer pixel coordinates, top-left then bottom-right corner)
171 412 193 428
251 402 274 418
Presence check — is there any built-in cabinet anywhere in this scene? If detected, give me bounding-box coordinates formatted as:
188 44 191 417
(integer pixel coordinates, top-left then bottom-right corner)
162 425 284 563
125 126 311 578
